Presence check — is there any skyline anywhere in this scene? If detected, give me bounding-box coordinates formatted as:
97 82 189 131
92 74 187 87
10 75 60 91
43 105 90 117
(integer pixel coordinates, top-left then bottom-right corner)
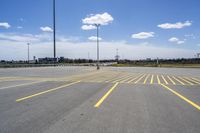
0 0 200 60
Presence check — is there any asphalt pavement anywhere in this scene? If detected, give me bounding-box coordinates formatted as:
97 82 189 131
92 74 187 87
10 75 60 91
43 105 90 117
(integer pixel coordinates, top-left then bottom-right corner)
0 66 199 133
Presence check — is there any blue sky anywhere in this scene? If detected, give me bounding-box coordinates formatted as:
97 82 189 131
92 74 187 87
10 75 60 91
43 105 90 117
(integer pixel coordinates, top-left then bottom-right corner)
0 0 200 60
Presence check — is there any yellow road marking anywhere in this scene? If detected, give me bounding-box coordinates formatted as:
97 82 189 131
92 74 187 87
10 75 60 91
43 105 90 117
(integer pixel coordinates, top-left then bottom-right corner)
161 75 168 84
0 81 44 90
94 82 119 108
135 74 146 84
120 75 136 83
150 75 154 84
178 77 193 85
191 77 200 82
172 76 185 85
16 81 81 102
160 84 200 111
127 74 143 83
143 74 150 84
112 75 131 83
109 74 128 82
184 77 200 85
157 75 160 84
167 76 176 85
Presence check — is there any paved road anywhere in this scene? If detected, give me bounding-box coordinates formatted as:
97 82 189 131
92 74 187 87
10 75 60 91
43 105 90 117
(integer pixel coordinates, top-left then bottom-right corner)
0 66 199 133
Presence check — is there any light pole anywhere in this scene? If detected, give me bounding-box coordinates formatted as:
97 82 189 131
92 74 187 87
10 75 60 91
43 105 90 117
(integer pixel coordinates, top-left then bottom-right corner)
53 0 56 64
95 24 100 70
27 43 30 64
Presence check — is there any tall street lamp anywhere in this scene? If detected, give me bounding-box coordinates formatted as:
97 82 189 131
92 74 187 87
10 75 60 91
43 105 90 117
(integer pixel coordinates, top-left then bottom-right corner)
95 24 101 70
27 43 30 64
53 0 56 64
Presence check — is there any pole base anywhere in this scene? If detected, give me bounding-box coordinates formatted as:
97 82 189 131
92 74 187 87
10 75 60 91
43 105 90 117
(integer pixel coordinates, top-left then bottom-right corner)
97 66 100 70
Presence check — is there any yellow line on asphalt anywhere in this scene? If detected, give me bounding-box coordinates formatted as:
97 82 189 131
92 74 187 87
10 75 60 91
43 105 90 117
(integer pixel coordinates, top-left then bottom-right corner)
16 81 81 102
178 77 193 85
191 77 200 82
172 76 185 85
120 75 136 83
94 82 119 108
0 81 45 90
161 75 168 84
184 77 200 85
150 75 154 84
127 74 143 83
157 75 160 84
167 76 176 85
108 74 128 82
160 84 200 111
112 75 131 83
135 74 146 84
143 74 150 84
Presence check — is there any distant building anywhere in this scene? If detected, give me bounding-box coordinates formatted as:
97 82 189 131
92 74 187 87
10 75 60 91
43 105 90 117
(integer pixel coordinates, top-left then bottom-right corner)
38 57 58 64
146 58 151 61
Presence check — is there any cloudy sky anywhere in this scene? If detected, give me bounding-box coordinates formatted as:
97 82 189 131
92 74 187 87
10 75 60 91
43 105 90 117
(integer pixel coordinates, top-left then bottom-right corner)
0 0 200 60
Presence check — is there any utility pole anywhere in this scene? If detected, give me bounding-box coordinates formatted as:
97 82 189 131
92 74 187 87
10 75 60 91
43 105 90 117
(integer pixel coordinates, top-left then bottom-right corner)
53 0 56 64
27 43 30 64
95 24 101 70
115 48 120 63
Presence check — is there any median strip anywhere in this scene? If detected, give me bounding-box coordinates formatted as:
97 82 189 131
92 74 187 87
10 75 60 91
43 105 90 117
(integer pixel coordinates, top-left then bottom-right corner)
94 82 119 108
160 83 200 111
16 81 81 102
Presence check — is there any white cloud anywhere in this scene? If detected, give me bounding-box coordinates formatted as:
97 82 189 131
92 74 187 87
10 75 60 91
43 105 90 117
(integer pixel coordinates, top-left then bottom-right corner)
169 37 179 42
17 26 23 29
131 32 155 39
82 12 114 25
197 44 200 47
88 36 102 41
0 22 11 29
158 21 192 29
40 26 53 32
168 37 185 44
81 25 96 30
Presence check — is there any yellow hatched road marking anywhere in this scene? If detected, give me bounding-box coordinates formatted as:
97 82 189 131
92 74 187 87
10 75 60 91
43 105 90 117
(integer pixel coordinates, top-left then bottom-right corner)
184 77 200 85
161 75 168 84
191 77 200 82
127 74 143 83
150 75 154 84
160 84 200 111
108 74 129 82
167 76 176 85
135 74 146 84
157 75 161 84
172 76 185 85
178 77 193 85
120 75 136 83
143 74 150 84
16 81 81 102
112 75 132 83
94 82 119 108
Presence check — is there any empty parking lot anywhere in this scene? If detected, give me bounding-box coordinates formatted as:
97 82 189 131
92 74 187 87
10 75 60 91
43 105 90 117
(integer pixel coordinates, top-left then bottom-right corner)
0 66 200 133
